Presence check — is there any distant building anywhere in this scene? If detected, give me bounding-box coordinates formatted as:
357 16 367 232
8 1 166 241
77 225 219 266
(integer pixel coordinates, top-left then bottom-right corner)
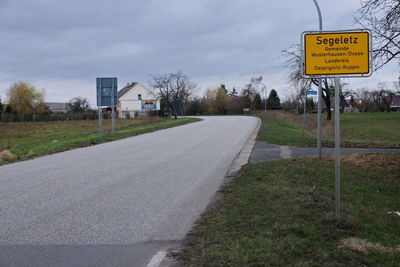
118 82 160 118
45 102 68 113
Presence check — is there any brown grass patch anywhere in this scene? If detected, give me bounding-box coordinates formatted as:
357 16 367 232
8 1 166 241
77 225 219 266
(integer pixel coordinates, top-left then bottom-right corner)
341 154 400 173
338 237 400 254
309 154 400 174
0 150 17 161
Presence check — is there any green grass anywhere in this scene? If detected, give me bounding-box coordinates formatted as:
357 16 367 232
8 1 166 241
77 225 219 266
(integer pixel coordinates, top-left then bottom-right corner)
0 117 200 165
257 111 400 148
180 154 400 266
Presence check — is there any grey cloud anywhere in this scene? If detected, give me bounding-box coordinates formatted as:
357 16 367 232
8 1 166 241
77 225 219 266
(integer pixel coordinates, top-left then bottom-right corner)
0 0 397 102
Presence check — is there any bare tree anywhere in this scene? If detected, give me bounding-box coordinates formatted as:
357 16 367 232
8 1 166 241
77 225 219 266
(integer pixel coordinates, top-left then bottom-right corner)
338 81 357 113
354 0 400 69
150 71 196 118
151 73 172 114
371 82 395 112
170 71 197 104
356 87 376 112
241 76 263 111
282 45 334 120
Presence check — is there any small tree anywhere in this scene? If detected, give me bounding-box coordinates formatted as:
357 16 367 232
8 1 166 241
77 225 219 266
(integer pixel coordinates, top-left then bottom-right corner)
241 76 263 111
356 88 376 112
371 83 395 112
226 97 248 114
306 98 316 112
185 98 205 115
266 89 281 109
7 82 45 115
215 86 229 114
67 97 90 113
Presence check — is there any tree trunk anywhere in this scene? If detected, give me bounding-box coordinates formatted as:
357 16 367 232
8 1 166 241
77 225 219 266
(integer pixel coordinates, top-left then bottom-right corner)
323 79 332 121
326 101 332 120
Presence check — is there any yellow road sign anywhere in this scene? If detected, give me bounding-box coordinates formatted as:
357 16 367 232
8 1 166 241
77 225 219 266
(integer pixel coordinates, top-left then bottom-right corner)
302 30 371 77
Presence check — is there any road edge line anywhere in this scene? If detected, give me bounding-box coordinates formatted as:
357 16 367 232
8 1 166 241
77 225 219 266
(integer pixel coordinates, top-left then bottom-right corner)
146 250 167 267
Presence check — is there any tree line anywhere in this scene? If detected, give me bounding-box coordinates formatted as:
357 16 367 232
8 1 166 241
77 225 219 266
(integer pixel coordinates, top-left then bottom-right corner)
0 82 94 122
280 82 400 114
150 72 282 116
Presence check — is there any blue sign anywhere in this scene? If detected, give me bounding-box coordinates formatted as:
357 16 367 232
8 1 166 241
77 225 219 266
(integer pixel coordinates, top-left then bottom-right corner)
141 100 157 111
96 78 118 107
307 90 318 95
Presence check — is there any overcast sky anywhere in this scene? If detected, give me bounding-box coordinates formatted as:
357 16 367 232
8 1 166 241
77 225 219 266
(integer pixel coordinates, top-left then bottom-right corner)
0 0 398 105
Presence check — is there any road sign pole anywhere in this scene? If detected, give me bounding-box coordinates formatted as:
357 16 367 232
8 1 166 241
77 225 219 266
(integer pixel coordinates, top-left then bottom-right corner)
302 28 371 221
312 0 323 159
98 78 103 136
111 78 116 134
317 82 322 158
334 77 341 219
303 89 307 137
98 107 103 136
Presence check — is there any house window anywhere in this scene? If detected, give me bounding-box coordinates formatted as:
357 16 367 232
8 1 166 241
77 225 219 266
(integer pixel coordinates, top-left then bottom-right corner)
138 94 142 100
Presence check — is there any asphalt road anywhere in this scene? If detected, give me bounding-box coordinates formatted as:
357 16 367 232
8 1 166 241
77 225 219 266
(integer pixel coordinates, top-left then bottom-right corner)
0 116 258 267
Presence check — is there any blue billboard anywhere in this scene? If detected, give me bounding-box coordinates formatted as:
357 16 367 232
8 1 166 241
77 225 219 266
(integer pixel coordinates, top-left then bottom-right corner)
96 77 118 107
141 100 158 111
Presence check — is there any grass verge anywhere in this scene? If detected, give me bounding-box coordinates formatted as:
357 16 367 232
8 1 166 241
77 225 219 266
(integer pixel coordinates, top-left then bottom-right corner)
179 154 400 266
257 111 400 148
0 117 200 165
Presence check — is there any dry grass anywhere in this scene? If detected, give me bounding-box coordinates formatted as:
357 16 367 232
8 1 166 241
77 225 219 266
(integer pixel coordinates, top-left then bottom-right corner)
341 154 400 172
339 237 400 254
317 154 400 174
0 150 17 161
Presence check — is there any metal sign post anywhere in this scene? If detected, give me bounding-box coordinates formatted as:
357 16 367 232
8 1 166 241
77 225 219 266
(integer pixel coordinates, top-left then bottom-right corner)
303 89 307 137
111 78 116 134
98 108 103 136
334 77 341 219
96 77 118 136
312 0 323 160
301 29 372 220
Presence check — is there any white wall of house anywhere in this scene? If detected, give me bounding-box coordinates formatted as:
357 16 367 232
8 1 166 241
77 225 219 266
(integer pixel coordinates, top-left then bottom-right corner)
119 83 160 118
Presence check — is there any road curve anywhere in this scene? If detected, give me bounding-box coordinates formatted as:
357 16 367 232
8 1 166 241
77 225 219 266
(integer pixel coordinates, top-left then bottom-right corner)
0 116 258 267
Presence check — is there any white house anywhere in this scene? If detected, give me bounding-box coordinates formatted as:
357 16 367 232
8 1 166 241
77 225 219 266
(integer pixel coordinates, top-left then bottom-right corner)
118 82 160 118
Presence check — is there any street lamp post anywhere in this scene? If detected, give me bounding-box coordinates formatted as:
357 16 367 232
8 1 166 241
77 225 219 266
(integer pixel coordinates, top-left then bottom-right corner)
262 84 267 111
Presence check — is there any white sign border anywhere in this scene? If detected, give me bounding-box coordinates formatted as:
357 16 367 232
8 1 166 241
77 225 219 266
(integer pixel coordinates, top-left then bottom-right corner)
301 29 373 79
